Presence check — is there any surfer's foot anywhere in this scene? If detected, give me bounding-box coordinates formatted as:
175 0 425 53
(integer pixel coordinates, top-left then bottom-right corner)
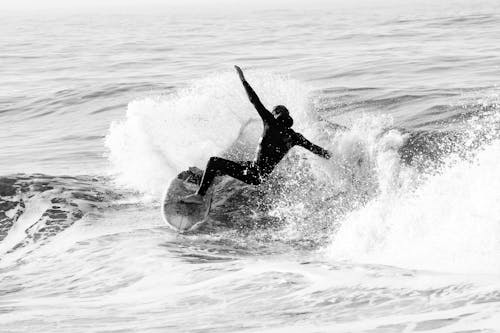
180 193 204 204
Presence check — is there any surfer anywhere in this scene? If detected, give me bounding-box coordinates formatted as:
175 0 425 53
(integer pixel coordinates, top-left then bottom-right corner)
181 65 331 204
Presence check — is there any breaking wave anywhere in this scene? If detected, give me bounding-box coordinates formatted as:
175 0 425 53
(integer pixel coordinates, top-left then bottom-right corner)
105 72 500 274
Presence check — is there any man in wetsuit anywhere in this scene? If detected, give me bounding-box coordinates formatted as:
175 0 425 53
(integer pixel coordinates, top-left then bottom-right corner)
181 65 331 204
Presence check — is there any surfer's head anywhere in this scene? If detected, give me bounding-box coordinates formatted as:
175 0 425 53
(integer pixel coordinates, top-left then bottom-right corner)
272 105 293 127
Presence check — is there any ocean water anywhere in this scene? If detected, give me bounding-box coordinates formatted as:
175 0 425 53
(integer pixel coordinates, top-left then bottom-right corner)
1 1 500 332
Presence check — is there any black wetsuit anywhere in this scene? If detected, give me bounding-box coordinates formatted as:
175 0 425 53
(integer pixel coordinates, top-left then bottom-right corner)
197 79 330 195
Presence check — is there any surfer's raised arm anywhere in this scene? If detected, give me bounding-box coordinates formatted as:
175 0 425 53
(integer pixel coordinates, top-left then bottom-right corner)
178 66 332 206
234 65 274 123
294 133 331 159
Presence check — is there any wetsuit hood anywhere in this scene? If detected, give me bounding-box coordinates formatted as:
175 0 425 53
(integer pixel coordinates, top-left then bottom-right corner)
272 105 293 128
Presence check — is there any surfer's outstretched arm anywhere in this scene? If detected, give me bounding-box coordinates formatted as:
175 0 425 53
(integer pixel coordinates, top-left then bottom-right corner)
234 65 274 123
294 133 331 159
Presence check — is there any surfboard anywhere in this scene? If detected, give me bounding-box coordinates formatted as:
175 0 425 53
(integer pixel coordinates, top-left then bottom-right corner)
161 167 213 232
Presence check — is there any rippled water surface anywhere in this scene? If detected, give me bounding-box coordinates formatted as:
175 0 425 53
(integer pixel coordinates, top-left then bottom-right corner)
1 1 500 332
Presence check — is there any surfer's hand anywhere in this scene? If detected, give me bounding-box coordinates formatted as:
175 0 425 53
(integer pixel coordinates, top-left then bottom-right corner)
234 65 245 81
324 150 332 159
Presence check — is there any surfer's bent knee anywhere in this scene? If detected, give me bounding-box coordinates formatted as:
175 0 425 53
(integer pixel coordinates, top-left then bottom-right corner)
206 156 224 174
208 156 222 165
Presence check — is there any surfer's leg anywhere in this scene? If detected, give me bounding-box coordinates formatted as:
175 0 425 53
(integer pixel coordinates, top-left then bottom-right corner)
182 157 260 204
197 157 260 195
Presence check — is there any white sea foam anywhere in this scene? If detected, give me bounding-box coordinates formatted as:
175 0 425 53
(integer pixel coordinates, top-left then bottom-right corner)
255 106 500 275
267 115 410 241
327 133 500 274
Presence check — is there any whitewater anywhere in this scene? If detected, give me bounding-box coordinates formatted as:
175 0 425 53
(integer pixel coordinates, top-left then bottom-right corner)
1 1 500 332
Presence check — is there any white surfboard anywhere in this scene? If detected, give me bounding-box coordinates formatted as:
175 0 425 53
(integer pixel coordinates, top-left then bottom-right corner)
161 167 212 232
